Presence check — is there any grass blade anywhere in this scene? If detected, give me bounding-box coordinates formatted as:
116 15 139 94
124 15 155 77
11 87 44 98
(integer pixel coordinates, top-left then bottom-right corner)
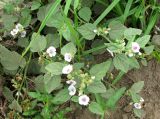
94 0 120 26
144 11 159 35
64 0 72 16
122 0 133 23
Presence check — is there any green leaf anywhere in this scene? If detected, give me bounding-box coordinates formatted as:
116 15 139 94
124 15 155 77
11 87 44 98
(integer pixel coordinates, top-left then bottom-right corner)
3 3 14 14
45 62 65 75
101 88 115 99
2 15 18 30
91 39 105 55
89 60 112 80
124 28 142 40
23 110 38 116
141 59 147 66
28 92 41 99
31 1 41 10
71 96 79 102
59 19 78 42
9 100 22 113
136 35 150 48
30 33 47 52
128 57 140 69
106 87 126 109
62 15 79 43
44 75 61 94
78 7 91 22
61 42 77 56
77 23 96 40
0 44 26 70
37 4 62 28
133 109 143 118
34 75 46 93
52 88 71 104
28 58 42 75
87 81 106 93
73 63 84 70
144 45 154 55
81 0 94 7
108 21 126 40
113 54 130 73
17 37 29 48
152 35 160 47
130 81 144 93
19 8 31 27
46 34 60 48
130 92 141 103
2 87 14 102
89 102 104 115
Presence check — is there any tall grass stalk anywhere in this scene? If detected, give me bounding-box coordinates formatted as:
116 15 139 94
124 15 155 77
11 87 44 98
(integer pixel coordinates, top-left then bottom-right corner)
94 0 121 26
122 0 133 23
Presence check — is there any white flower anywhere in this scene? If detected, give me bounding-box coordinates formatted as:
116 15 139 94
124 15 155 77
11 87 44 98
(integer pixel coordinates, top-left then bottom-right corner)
93 29 98 33
66 80 76 85
91 76 95 80
21 31 26 37
16 91 22 96
107 28 111 31
10 29 19 36
140 97 144 103
15 23 23 31
104 30 109 34
64 53 72 62
128 52 134 57
68 85 76 96
132 42 140 53
62 65 73 74
138 52 142 56
78 94 90 106
107 49 114 57
133 103 142 109
46 46 56 57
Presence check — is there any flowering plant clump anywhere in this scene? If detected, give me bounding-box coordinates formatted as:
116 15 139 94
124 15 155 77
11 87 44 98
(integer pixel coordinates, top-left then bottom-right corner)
0 0 158 119
10 23 26 37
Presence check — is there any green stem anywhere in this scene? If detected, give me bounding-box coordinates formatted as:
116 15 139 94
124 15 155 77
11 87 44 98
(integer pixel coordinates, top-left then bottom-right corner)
83 45 107 55
101 35 112 43
101 114 104 119
112 71 125 85
59 32 62 49
17 52 32 101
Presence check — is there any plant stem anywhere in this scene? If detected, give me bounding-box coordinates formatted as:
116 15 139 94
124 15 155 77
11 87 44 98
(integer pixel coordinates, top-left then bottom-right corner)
101 114 104 119
83 45 107 55
17 52 32 101
112 71 125 85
